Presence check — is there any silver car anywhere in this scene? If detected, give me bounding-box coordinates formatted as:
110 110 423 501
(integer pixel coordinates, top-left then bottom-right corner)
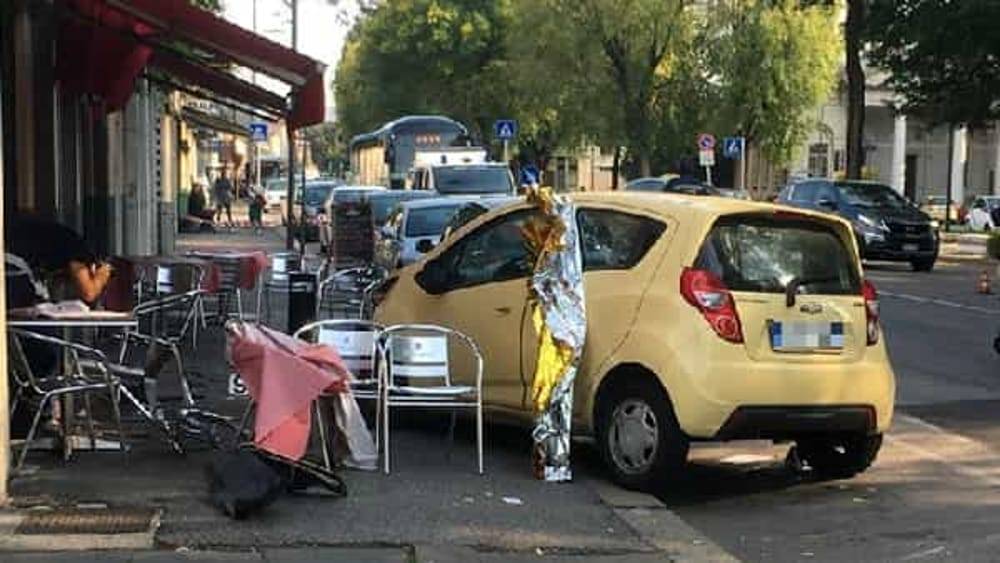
374 197 472 270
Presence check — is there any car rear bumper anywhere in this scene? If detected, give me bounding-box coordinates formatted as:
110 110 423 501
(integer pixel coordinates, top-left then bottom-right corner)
712 405 877 440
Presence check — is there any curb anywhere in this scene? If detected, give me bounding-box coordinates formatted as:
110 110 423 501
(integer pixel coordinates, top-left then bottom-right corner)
585 479 740 562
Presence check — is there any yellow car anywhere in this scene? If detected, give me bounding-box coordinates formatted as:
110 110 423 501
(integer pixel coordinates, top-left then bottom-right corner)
374 192 895 490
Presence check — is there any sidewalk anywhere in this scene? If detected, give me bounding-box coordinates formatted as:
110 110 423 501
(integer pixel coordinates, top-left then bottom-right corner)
4 232 735 561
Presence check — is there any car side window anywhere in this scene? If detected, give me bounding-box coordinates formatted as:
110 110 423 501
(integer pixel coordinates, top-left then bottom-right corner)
439 209 535 289
577 209 666 271
974 198 986 210
790 183 818 203
816 184 838 204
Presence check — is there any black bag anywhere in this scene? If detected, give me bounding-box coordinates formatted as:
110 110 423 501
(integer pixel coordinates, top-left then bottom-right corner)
205 450 285 520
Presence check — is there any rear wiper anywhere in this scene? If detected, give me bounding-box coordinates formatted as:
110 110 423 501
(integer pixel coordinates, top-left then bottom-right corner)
785 276 838 307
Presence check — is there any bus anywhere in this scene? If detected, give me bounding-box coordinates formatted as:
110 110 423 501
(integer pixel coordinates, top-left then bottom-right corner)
349 116 468 189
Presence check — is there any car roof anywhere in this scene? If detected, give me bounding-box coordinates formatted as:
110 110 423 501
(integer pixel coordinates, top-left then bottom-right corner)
399 195 491 211
333 185 387 192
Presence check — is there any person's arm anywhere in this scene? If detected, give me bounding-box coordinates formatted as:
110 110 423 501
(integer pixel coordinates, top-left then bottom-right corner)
67 261 113 303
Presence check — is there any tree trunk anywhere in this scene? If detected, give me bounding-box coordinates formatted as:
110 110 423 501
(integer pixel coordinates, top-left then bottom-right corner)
640 156 651 177
611 147 621 190
845 0 866 180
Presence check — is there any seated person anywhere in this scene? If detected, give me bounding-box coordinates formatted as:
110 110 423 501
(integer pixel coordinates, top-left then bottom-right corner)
185 183 216 232
5 214 113 304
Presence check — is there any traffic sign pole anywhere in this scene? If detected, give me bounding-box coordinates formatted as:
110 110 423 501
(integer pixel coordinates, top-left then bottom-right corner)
503 139 509 164
739 140 746 193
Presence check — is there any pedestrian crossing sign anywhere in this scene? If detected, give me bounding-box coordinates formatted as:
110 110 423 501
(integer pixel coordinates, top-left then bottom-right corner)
494 119 518 140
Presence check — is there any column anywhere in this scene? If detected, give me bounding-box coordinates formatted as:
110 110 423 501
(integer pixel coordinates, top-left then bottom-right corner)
891 113 907 195
993 121 1000 195
951 125 967 204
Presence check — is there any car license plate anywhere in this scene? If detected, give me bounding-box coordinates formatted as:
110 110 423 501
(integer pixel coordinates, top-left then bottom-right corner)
769 321 844 351
902 243 920 252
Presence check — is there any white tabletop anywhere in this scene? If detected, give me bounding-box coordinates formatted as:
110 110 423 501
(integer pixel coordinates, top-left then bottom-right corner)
7 314 137 329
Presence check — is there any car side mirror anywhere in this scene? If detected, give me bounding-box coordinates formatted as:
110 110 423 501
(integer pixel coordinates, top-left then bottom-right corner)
415 258 449 295
416 239 435 254
816 198 837 211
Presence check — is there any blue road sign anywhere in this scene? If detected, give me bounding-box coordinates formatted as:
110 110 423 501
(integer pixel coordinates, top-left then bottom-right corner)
494 119 518 140
723 137 745 159
249 122 268 142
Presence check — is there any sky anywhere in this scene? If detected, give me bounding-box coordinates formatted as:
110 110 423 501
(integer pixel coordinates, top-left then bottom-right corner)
222 0 358 121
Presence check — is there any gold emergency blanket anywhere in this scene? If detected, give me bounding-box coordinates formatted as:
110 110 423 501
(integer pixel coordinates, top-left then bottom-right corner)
522 186 586 482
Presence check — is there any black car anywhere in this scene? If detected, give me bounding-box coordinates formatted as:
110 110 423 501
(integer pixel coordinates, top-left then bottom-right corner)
625 176 719 196
778 180 939 271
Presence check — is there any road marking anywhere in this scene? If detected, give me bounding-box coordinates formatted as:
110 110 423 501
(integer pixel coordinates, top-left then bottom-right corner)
880 290 1000 316
888 414 1000 488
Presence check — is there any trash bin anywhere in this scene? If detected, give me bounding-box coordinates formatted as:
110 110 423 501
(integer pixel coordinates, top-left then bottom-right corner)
287 272 317 334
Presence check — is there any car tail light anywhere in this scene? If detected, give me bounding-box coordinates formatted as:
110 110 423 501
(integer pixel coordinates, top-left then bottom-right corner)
862 279 879 346
680 268 744 343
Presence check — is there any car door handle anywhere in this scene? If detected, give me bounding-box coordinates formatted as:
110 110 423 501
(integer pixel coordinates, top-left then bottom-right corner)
494 306 511 316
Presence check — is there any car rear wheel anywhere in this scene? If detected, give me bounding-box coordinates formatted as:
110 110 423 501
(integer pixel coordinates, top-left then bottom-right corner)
911 257 936 272
596 378 688 491
792 433 882 478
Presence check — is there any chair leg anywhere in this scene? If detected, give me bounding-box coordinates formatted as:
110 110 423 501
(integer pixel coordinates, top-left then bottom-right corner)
169 342 194 406
17 394 53 473
314 400 333 471
237 401 255 441
382 395 391 475
82 392 97 451
446 411 457 462
110 384 128 458
477 397 484 475
236 290 244 321
10 386 23 421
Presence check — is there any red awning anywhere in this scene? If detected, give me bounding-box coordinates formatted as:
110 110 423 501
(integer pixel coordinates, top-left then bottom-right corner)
56 0 326 129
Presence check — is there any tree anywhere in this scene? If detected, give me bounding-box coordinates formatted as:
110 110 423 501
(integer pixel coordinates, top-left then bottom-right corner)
711 0 841 167
334 0 513 142
844 0 866 179
867 0 1000 126
303 123 342 175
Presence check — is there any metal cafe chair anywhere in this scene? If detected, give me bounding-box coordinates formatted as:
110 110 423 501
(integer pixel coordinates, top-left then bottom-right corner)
8 329 127 473
377 324 484 475
256 252 302 326
293 319 385 469
187 253 248 324
135 262 206 349
116 291 200 409
316 267 382 321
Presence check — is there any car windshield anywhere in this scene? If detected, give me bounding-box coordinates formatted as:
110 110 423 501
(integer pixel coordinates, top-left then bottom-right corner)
986 198 1000 210
696 215 860 295
838 183 911 210
406 205 460 237
303 183 336 206
371 192 432 225
434 166 512 194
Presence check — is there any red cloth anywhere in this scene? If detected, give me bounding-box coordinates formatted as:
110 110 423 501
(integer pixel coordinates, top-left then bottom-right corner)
228 324 349 460
238 252 268 290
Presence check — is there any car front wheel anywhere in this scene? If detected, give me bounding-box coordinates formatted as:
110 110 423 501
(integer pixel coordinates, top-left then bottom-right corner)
792 433 882 478
596 378 688 491
911 257 936 272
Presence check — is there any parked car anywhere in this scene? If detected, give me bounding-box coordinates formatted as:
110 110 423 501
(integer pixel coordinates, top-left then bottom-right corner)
368 190 439 230
375 192 894 490
374 197 471 271
625 176 718 196
263 176 305 211
296 180 342 242
318 185 387 252
920 195 959 223
440 197 519 240
778 179 939 271
966 195 1000 231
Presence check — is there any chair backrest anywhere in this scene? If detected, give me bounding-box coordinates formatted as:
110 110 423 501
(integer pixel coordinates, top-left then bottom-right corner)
143 263 200 296
316 267 376 320
7 331 39 391
294 320 382 380
385 329 451 386
215 256 243 291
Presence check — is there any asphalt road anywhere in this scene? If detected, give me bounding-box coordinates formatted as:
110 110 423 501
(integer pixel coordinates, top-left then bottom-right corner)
659 259 1000 562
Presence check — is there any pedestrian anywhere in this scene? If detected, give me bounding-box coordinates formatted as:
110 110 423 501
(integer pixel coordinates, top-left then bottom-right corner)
213 169 235 229
249 187 266 235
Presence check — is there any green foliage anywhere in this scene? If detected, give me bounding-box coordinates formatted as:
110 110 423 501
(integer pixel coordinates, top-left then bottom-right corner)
336 0 841 172
710 0 841 166
868 0 1000 127
334 0 513 142
303 123 342 175
988 232 1000 261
